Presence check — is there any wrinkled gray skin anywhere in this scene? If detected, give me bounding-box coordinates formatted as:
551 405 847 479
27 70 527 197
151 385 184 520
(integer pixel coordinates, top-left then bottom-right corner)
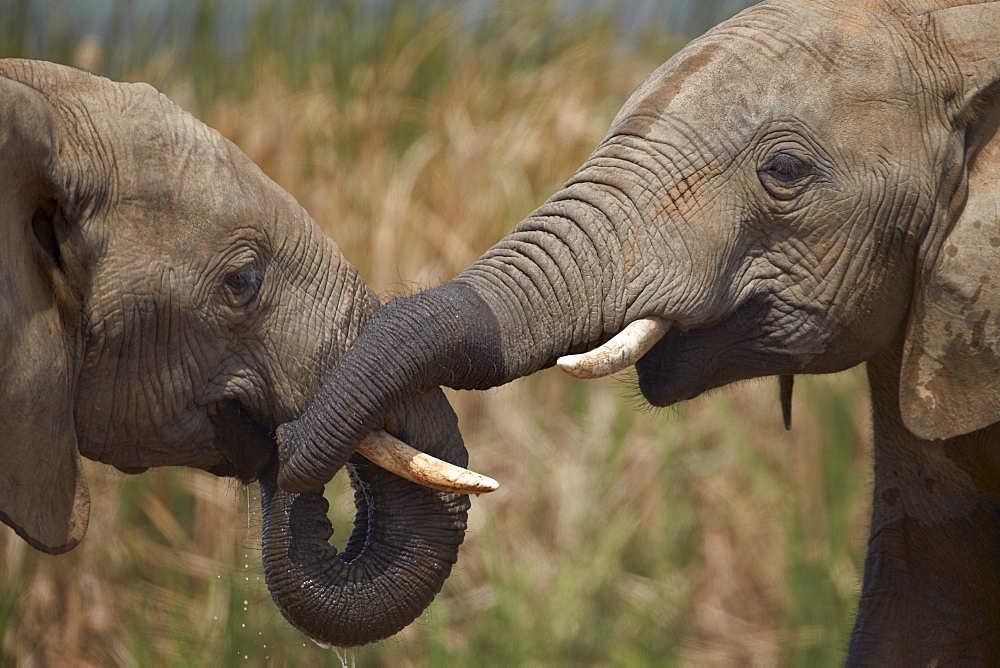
0 59 469 648
278 0 1000 661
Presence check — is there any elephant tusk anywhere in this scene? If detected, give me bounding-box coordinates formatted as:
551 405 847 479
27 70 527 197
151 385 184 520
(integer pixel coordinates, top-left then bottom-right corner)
357 430 499 495
556 316 671 379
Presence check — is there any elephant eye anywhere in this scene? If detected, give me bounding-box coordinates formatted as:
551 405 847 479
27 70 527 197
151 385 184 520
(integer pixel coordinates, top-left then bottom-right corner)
31 200 63 270
224 265 263 308
758 152 814 200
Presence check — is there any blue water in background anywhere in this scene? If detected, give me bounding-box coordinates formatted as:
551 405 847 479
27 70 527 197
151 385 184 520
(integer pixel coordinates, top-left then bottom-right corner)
8 0 758 56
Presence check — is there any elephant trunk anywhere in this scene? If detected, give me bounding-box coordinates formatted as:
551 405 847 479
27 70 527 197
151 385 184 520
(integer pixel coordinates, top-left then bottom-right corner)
259 389 470 648
253 229 471 647
258 466 469 648
277 172 658 493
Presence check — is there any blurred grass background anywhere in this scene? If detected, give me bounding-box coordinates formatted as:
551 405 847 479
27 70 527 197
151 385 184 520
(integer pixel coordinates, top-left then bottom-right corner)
0 0 872 665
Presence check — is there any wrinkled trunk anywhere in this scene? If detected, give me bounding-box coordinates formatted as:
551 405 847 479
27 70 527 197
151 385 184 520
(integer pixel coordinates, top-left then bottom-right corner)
251 229 472 647
259 389 470 647
259 463 469 647
277 167 657 493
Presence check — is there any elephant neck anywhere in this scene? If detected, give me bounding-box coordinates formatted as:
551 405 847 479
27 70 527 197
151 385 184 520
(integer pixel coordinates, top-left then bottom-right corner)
849 344 1000 664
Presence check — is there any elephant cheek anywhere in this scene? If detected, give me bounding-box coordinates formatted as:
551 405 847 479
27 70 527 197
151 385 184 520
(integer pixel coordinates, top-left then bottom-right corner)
76 397 217 469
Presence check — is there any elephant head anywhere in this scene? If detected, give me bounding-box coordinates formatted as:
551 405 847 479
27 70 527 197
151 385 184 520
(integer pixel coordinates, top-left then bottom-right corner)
0 59 488 647
275 0 1000 660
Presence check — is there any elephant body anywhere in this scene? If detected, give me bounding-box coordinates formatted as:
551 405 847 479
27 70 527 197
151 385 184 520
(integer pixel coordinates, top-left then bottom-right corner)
858 346 1000 660
0 59 472 647
275 0 1000 661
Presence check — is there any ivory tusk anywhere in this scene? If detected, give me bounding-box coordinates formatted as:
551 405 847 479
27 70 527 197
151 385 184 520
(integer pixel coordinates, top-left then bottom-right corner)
556 316 671 379
357 430 499 495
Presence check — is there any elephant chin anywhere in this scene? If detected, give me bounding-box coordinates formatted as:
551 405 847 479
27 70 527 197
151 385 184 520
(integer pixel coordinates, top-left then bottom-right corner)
635 299 801 407
257 454 469 648
634 328 723 407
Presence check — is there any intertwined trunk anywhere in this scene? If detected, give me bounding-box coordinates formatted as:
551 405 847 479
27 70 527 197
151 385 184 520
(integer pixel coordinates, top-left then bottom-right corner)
276 170 653 493
259 456 469 646
257 234 472 646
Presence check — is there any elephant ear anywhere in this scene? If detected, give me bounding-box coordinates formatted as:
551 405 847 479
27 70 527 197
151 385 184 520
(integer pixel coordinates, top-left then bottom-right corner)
0 67 89 553
899 3 1000 440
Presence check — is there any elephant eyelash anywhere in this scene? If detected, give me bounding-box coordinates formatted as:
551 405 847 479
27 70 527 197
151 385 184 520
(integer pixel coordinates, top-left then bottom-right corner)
764 154 806 181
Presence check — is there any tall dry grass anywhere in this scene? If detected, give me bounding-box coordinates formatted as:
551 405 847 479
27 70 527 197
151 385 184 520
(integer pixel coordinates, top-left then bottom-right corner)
0 1 868 665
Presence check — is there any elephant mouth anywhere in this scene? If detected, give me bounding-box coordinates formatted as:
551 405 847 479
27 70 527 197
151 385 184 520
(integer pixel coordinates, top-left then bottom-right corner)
207 400 277 483
556 300 794 408
633 327 726 407
633 299 807 407
206 400 499 494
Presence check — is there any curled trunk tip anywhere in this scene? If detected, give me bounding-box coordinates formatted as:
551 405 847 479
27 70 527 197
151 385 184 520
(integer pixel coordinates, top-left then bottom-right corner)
259 463 470 647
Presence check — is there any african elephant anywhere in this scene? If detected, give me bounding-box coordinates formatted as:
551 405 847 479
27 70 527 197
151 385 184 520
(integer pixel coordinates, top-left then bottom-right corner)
275 0 1000 661
0 58 494 648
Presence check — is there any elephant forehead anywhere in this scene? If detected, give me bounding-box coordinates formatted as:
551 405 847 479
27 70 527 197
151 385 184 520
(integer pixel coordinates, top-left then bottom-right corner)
114 136 283 252
113 167 260 249
41 77 267 239
612 2 919 143
111 97 301 242
119 117 242 207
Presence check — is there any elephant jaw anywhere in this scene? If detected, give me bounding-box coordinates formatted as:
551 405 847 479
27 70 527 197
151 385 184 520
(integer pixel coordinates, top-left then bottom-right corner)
556 316 672 379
